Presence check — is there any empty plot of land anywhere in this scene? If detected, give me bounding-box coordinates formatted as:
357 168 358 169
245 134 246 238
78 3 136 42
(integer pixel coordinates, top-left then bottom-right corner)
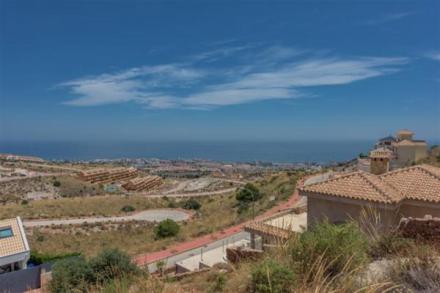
23 209 190 227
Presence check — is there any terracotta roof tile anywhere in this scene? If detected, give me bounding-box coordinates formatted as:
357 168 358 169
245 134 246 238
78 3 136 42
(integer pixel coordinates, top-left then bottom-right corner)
300 165 440 204
300 171 400 203
0 217 28 257
380 165 440 203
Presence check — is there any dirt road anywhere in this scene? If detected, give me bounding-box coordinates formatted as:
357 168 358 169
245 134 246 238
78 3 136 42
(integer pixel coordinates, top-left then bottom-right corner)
23 209 190 227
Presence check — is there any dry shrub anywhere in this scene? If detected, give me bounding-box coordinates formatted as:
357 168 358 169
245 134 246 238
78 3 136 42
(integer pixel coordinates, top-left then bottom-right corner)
389 248 440 292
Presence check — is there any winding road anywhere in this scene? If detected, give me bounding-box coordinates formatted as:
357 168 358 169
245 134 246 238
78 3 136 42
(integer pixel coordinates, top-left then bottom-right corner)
23 209 190 227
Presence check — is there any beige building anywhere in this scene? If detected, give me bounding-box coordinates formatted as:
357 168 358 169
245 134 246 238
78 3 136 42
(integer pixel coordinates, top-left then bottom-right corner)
394 139 428 167
371 129 428 170
0 217 30 273
300 164 440 228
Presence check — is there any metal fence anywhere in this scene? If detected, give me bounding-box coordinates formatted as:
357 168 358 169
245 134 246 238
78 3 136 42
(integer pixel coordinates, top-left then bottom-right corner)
0 263 51 293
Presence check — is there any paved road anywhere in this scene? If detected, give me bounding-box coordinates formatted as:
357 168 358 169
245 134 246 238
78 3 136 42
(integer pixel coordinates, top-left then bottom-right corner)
23 209 190 227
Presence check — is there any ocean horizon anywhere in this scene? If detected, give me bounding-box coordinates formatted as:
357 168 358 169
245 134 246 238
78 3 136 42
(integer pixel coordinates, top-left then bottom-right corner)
0 140 380 164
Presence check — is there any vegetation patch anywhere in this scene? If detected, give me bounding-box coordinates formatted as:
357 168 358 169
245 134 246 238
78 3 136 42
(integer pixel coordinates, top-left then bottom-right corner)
154 219 180 239
50 249 139 293
290 221 369 277
121 205 136 213
251 259 295 293
182 198 201 210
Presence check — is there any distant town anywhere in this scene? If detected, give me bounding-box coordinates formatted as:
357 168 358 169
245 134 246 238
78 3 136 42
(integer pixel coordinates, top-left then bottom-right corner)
1 129 440 292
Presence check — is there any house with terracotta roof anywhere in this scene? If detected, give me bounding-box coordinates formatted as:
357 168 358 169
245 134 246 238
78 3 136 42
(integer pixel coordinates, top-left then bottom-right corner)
300 164 440 228
0 217 30 273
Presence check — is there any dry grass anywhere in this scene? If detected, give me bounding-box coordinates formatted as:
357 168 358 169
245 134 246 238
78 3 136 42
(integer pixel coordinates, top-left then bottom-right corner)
0 195 168 220
56 175 108 197
26 192 258 257
24 171 299 258
0 175 106 204
49 216 440 293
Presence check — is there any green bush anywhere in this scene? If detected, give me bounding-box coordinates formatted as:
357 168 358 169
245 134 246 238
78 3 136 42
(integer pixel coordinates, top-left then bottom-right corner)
154 219 180 238
120 205 135 213
50 256 94 293
236 183 262 203
50 249 139 292
251 259 295 293
182 198 201 210
90 249 139 282
290 221 369 277
53 180 61 187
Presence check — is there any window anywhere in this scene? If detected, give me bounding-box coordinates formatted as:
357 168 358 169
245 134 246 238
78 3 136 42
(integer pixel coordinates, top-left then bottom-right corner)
0 227 13 239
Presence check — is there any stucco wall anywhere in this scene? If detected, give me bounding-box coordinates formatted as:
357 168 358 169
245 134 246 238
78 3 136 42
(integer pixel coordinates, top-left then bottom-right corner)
307 194 397 228
395 144 428 167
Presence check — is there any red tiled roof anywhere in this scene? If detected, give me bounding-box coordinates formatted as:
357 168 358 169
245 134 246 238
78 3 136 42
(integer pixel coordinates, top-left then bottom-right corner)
380 165 440 203
300 165 440 204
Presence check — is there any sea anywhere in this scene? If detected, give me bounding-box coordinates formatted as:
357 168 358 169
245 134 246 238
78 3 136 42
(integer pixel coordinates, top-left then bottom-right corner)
0 140 376 164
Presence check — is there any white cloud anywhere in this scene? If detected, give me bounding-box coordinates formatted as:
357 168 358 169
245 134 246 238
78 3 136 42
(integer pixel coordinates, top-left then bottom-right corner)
59 46 408 109
364 12 412 25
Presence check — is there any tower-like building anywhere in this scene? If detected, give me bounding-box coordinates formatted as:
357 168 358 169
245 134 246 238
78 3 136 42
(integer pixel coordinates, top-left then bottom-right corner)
369 148 393 175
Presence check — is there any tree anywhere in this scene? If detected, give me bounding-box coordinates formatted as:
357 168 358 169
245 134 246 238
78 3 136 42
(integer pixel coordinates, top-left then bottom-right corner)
182 198 201 210
53 180 61 187
154 219 180 238
236 183 261 203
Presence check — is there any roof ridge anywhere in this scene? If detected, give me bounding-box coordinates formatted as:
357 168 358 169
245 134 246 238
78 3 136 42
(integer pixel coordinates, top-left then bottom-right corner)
418 164 440 180
358 172 398 203
380 164 440 178
380 164 418 177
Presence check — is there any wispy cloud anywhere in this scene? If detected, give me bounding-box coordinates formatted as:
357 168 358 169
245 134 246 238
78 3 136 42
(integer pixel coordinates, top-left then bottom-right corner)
425 51 440 62
364 12 412 25
59 46 408 109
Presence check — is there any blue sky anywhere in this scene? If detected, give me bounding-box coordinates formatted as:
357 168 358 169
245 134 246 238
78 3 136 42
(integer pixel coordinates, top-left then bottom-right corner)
0 0 439 142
